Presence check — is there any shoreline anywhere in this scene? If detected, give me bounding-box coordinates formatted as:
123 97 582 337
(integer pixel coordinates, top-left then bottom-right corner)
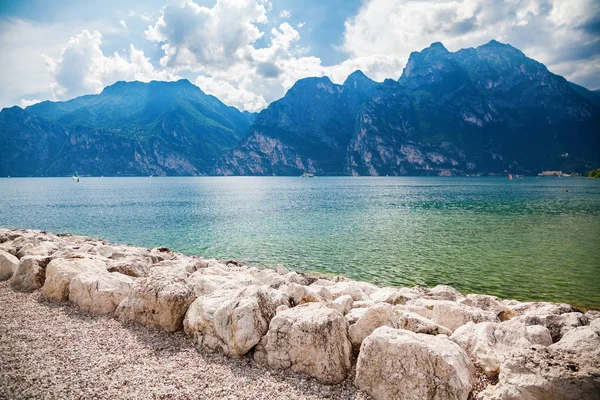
1 228 599 399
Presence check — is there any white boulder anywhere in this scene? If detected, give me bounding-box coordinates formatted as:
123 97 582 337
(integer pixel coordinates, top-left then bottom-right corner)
10 255 51 292
68 270 134 314
254 303 352 384
348 302 397 350
355 327 475 400
184 285 276 357
116 268 196 332
0 249 19 281
42 257 107 301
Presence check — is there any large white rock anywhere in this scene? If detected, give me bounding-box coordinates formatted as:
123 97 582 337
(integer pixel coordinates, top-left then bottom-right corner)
451 320 554 377
10 255 52 292
116 268 196 332
370 286 427 305
187 270 258 297
348 302 397 350
184 285 276 357
458 294 514 320
502 300 578 316
327 294 354 315
511 312 588 342
429 300 499 332
479 346 600 400
394 309 452 335
0 249 19 281
355 327 475 400
550 326 600 354
254 303 352 384
287 282 328 305
68 270 134 314
426 285 465 301
107 256 152 277
42 257 107 301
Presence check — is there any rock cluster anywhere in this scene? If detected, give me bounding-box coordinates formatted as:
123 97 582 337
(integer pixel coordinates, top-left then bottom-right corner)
1 228 599 399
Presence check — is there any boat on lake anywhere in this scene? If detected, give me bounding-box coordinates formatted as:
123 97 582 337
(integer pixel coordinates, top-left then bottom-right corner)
301 172 314 178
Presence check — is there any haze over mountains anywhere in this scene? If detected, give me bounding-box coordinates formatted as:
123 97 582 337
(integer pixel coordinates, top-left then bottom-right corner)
1 41 599 177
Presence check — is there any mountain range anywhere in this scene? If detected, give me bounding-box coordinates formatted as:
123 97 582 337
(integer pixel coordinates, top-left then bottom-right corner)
1 40 599 177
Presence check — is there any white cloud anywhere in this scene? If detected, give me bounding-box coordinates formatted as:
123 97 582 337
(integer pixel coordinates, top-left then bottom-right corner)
46 30 177 100
280 10 291 19
343 0 600 88
144 1 400 112
20 98 42 108
145 0 268 70
119 19 127 28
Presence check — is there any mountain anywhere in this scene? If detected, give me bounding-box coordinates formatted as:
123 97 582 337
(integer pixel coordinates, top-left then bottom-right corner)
0 107 68 176
215 71 378 175
1 41 599 177
218 41 599 176
0 79 251 176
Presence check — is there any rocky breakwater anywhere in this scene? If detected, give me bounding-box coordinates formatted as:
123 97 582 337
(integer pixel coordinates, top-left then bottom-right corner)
1 228 599 400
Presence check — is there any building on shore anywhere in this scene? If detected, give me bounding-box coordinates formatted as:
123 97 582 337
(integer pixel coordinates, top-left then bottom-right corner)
539 170 563 177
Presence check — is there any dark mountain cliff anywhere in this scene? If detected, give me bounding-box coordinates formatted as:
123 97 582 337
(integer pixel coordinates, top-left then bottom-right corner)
215 72 377 175
0 80 251 176
218 41 599 176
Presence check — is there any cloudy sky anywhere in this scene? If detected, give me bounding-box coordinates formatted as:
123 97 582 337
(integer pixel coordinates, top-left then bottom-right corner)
0 0 599 111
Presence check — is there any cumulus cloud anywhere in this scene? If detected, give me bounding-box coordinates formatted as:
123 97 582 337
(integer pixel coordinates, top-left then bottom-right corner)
145 0 268 70
143 0 404 112
343 0 600 85
46 30 176 100
119 19 127 28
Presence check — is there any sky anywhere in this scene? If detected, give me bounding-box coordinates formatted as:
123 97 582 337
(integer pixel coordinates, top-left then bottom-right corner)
0 0 599 112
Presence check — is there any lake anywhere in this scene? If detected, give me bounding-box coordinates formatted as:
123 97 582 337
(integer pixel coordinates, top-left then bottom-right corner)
0 176 598 308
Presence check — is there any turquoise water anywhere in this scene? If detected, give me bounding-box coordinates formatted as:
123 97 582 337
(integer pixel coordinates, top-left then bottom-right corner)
0 177 599 308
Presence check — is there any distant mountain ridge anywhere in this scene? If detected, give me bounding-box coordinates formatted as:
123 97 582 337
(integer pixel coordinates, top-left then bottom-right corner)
1 79 253 176
1 41 599 177
218 40 600 176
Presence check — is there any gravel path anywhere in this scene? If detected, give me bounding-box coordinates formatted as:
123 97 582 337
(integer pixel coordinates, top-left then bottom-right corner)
0 282 370 400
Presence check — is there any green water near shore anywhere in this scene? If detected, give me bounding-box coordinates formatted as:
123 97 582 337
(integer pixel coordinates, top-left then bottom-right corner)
0 176 598 308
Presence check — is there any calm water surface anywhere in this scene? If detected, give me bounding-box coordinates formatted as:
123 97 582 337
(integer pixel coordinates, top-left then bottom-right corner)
1 177 599 308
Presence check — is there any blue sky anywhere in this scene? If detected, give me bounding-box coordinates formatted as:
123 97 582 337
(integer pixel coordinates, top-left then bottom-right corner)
1 0 599 111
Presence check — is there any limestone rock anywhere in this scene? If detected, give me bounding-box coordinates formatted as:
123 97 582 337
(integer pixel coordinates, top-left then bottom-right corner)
107 256 152 277
355 327 475 400
451 320 555 378
184 286 276 357
254 303 352 384
550 326 600 354
187 270 258 297
348 302 397 350
526 325 553 346
116 268 196 332
10 255 52 292
327 294 353 315
479 346 600 400
458 294 514 320
68 270 133 314
584 310 600 322
394 309 452 335
0 249 19 281
512 312 588 342
429 300 499 332
502 300 578 316
287 282 327 305
42 257 107 301
426 284 465 301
